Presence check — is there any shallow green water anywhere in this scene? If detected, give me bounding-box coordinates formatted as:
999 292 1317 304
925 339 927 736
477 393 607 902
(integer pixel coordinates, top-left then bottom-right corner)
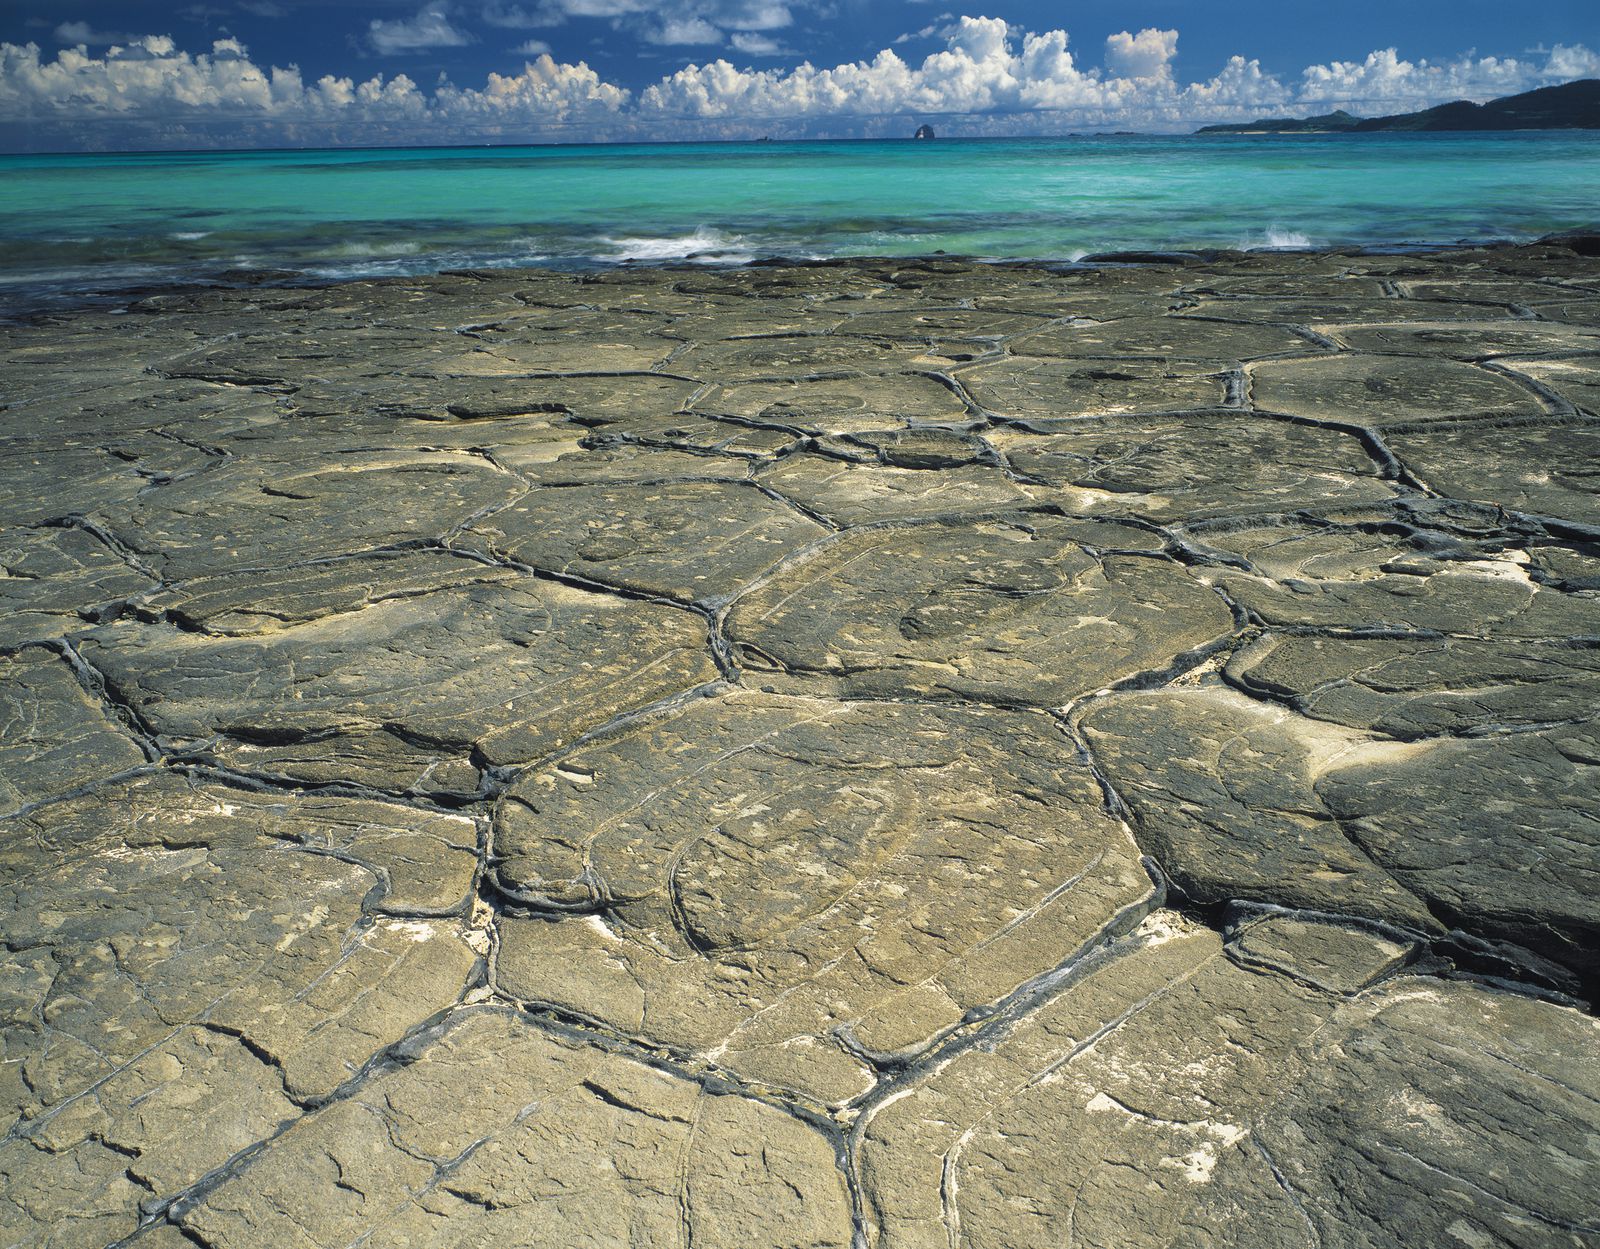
3 131 1598 307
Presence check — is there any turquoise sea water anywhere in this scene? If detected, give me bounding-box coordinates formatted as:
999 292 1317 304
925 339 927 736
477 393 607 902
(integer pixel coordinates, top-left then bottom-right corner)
2 132 1598 309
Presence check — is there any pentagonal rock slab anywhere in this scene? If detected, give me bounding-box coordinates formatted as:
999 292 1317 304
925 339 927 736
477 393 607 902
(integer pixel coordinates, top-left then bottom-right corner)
1248 354 1543 426
467 480 827 603
1199 523 1596 637
756 454 1044 525
79 579 718 777
691 374 969 434
726 518 1227 705
94 450 523 581
1015 316 1310 362
959 357 1227 422
1226 632 1600 737
492 692 1154 1104
1082 686 1600 978
1386 420 1600 527
1079 687 1436 928
175 1010 854 1249
987 413 1395 521
1329 320 1600 358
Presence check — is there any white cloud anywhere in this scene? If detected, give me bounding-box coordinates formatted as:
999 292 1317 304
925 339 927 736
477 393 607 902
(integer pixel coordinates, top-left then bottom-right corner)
649 17 723 46
1104 28 1177 83
367 3 472 55
730 32 787 57
54 21 130 45
2 14 1595 150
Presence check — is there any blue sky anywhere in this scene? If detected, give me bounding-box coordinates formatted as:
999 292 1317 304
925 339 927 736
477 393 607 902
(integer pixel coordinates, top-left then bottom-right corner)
2 1 1597 150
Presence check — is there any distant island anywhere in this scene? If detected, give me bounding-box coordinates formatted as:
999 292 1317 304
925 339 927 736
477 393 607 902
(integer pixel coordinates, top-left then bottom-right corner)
1197 77 1600 134
914 124 937 140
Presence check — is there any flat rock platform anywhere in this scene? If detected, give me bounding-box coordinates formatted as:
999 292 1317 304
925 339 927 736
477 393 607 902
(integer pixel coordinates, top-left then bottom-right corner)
2 241 1599 1248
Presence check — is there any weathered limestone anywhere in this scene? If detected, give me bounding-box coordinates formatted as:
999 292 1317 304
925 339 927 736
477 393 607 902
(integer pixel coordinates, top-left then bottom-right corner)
493 691 1154 1104
0 648 146 817
727 517 1230 704
986 413 1396 520
1248 353 1546 426
80 580 720 775
859 911 1600 1249
2 243 1598 1248
466 480 827 603
176 1010 855 1249
0 775 480 1246
958 356 1227 421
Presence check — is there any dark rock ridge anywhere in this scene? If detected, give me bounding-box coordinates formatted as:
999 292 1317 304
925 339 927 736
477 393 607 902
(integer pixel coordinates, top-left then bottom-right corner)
1198 76 1600 132
2 240 1598 1248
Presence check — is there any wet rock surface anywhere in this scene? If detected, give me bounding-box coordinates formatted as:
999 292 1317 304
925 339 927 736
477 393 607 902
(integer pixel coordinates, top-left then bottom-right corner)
2 243 1598 1247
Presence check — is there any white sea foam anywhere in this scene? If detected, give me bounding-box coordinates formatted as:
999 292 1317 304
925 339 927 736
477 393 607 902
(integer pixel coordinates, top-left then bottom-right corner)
171 231 211 241
597 227 750 262
1246 228 1314 250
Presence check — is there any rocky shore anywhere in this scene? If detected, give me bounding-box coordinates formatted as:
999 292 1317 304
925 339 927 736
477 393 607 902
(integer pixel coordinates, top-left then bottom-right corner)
2 240 1598 1247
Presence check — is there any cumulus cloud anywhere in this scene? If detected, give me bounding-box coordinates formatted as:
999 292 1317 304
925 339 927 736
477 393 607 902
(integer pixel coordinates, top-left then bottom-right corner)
1 14 1596 151
367 3 472 55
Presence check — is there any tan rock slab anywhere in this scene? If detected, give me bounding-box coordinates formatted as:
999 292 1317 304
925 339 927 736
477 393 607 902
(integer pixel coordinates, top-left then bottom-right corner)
988 413 1395 521
860 911 1600 1249
1248 353 1544 426
493 692 1153 1105
80 579 719 775
0 648 146 818
467 480 827 603
726 517 1228 705
177 1010 854 1249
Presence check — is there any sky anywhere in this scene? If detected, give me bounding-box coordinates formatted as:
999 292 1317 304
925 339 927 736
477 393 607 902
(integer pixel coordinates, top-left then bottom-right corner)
1 1 1597 151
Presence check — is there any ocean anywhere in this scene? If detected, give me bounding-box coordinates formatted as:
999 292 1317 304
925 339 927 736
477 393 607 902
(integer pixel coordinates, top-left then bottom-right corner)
2 131 1598 311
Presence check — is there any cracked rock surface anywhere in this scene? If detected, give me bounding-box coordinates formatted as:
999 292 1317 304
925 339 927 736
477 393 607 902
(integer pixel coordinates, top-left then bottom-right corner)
2 241 1598 1247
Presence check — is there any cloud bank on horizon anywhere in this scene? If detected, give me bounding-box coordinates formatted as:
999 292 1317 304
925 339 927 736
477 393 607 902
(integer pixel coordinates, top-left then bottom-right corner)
2 8 1598 151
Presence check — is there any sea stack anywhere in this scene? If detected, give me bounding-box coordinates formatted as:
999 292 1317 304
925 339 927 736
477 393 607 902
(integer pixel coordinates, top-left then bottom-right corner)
914 123 936 139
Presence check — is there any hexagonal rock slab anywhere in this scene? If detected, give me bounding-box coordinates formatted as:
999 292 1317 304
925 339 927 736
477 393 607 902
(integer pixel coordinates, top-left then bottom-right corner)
986 413 1395 522
1247 354 1545 427
79 579 719 778
1015 316 1311 362
93 450 524 581
1079 687 1437 929
0 648 146 818
0 774 479 1246
690 374 970 435
676 337 955 381
1199 522 1597 637
756 455 1045 525
859 911 1600 1249
958 357 1227 423
467 480 827 604
1329 320 1600 358
1081 687 1600 978
1386 420 1600 528
173 1010 854 1249
378 372 701 424
1226 632 1600 738
492 691 1154 1105
725 517 1230 705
